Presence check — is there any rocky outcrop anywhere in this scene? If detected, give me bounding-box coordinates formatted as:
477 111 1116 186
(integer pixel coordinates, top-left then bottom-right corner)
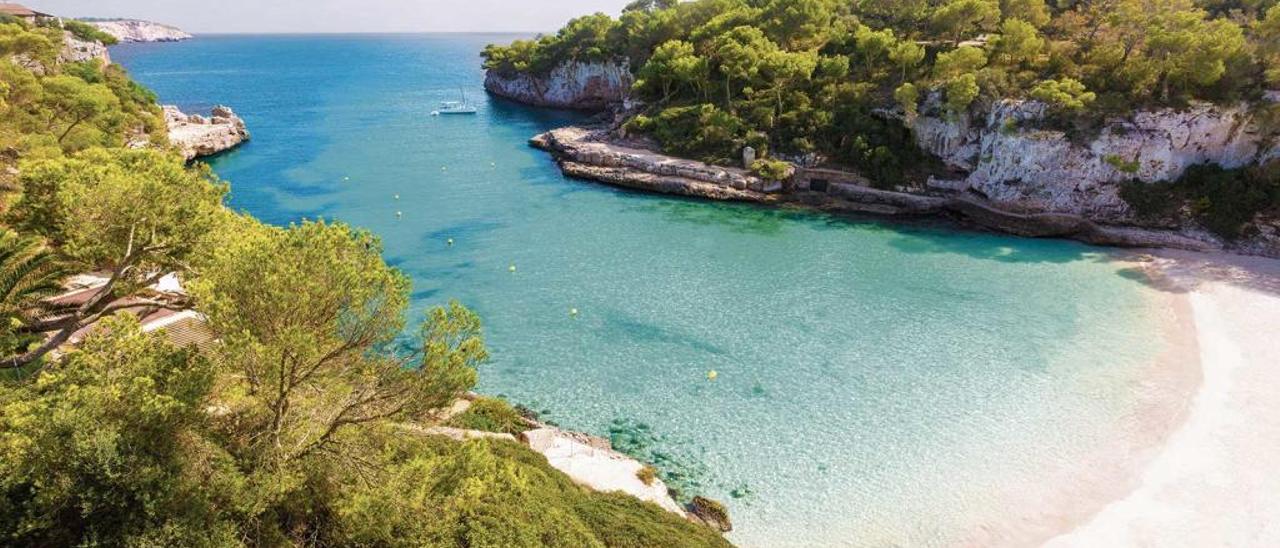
89 20 192 43
520 427 688 516
687 496 733 533
164 105 249 161
913 100 1279 223
534 126 1223 253
485 61 632 111
59 31 110 64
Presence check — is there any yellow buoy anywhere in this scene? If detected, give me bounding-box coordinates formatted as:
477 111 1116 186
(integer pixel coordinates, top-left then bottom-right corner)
707 370 718 381
446 238 454 246
570 308 579 317
508 264 517 273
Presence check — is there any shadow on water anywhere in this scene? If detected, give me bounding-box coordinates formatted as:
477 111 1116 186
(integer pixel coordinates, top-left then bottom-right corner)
597 309 727 356
486 95 588 132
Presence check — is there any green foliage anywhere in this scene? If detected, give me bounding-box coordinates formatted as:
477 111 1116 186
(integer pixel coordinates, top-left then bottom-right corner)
751 158 793 180
1121 161 1280 238
11 148 227 277
1030 78 1096 111
63 20 118 46
1104 154 1142 174
636 465 658 486
485 0 1278 185
0 229 65 357
0 9 732 546
331 435 730 547
0 316 239 546
447 396 531 434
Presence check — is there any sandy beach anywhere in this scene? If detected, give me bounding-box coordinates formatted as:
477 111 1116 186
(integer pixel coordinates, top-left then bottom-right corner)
1045 250 1280 547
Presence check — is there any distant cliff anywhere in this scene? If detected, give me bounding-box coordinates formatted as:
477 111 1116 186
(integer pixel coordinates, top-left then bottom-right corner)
484 61 632 111
87 19 192 43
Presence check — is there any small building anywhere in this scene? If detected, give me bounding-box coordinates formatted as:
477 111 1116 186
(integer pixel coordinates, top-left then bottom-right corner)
0 3 55 23
45 272 217 354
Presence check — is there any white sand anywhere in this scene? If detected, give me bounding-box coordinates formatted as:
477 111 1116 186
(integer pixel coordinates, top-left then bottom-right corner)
1047 251 1280 547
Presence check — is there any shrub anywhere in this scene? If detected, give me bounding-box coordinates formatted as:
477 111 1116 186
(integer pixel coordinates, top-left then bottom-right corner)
447 397 531 435
636 465 658 486
63 20 118 46
751 158 792 181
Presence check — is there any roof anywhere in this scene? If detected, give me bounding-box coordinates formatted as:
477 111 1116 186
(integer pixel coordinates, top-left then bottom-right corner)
0 3 50 17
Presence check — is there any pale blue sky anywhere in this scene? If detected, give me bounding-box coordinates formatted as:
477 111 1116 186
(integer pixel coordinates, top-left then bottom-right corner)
32 0 633 33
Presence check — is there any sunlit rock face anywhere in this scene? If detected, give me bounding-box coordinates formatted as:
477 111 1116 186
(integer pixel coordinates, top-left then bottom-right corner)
914 100 1277 223
485 60 632 111
90 20 192 43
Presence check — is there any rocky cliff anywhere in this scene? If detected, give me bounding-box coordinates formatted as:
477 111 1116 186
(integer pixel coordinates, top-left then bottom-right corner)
59 31 110 65
913 100 1279 223
533 126 1219 253
484 61 632 111
89 20 192 43
164 105 249 161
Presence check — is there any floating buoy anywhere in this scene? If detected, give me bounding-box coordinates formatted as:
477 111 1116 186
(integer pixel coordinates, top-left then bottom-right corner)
570 307 579 317
396 211 403 218
707 370 718 381
441 166 447 171
446 238 454 246
490 162 496 167
343 176 350 181
508 264 517 273
394 194 400 200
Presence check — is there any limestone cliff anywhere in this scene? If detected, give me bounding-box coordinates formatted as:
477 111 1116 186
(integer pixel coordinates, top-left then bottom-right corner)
89 20 192 43
484 61 632 111
913 100 1279 223
164 105 249 161
59 31 110 65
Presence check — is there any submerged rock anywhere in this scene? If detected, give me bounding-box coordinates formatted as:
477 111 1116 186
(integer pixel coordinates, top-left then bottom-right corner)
485 61 632 111
164 105 249 161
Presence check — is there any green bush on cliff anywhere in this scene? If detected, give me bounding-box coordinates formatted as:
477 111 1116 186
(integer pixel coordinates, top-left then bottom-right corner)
62 20 118 46
447 396 532 435
1121 161 1280 239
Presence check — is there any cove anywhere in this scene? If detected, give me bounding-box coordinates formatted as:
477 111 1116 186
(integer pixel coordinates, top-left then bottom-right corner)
112 34 1188 547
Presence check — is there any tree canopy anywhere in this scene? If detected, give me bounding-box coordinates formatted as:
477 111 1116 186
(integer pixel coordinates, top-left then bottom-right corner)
483 0 1280 185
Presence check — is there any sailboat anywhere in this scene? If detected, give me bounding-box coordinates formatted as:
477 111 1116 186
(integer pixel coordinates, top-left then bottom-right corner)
432 88 477 115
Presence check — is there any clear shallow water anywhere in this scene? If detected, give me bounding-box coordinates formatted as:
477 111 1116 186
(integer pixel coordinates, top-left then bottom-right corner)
114 35 1174 547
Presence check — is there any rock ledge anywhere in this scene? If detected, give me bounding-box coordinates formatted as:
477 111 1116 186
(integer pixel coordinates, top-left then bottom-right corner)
164 105 249 161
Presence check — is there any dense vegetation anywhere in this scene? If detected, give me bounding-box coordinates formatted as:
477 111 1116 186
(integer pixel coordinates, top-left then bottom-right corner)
0 19 728 547
485 0 1280 183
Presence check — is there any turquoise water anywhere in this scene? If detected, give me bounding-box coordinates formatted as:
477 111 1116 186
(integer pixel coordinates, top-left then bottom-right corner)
113 35 1174 547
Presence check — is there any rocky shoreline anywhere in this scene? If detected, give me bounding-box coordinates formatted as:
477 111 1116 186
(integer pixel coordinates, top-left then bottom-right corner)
163 105 249 161
436 395 732 533
88 19 192 43
532 126 1221 253
488 59 1279 258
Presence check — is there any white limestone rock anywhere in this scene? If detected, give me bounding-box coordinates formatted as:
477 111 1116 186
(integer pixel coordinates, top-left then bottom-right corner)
59 31 110 64
164 105 249 161
485 61 632 111
89 20 192 43
521 427 686 516
914 100 1279 223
